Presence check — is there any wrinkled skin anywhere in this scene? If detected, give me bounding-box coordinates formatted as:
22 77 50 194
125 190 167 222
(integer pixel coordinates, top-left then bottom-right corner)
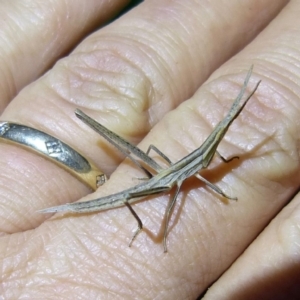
0 1 299 299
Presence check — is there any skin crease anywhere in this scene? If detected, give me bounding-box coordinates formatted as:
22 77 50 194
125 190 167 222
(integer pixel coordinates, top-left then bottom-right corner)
1 0 300 299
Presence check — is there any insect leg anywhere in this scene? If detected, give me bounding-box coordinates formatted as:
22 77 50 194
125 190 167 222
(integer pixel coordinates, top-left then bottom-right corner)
163 182 182 253
124 200 143 247
194 173 237 200
216 150 239 163
146 145 172 165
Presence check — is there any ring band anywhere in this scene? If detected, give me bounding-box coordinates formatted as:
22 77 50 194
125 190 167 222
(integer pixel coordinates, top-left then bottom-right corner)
0 122 106 190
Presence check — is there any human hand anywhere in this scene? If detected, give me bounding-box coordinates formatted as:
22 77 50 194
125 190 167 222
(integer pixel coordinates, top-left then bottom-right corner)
1 1 299 299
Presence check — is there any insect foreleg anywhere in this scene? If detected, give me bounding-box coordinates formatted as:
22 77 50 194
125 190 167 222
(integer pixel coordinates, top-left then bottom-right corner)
194 173 237 201
216 150 239 163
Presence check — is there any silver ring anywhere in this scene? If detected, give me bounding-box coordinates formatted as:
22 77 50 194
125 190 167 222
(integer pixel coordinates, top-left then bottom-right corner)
0 122 106 190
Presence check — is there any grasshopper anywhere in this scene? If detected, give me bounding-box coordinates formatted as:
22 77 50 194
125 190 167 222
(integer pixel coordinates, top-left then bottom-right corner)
40 67 260 252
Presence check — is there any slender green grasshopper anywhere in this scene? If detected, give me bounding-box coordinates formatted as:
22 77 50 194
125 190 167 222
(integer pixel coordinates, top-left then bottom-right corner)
40 67 261 252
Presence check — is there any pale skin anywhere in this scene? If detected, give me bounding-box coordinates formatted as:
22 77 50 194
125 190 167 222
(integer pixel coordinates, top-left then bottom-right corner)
0 1 300 299
39 71 261 253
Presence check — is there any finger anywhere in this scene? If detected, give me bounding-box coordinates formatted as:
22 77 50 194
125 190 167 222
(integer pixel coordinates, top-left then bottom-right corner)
0 0 130 110
0 66 281 298
123 1 300 296
204 192 300 300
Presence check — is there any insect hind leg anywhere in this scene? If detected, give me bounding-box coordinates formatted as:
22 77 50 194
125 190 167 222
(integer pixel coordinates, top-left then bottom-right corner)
124 200 143 247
